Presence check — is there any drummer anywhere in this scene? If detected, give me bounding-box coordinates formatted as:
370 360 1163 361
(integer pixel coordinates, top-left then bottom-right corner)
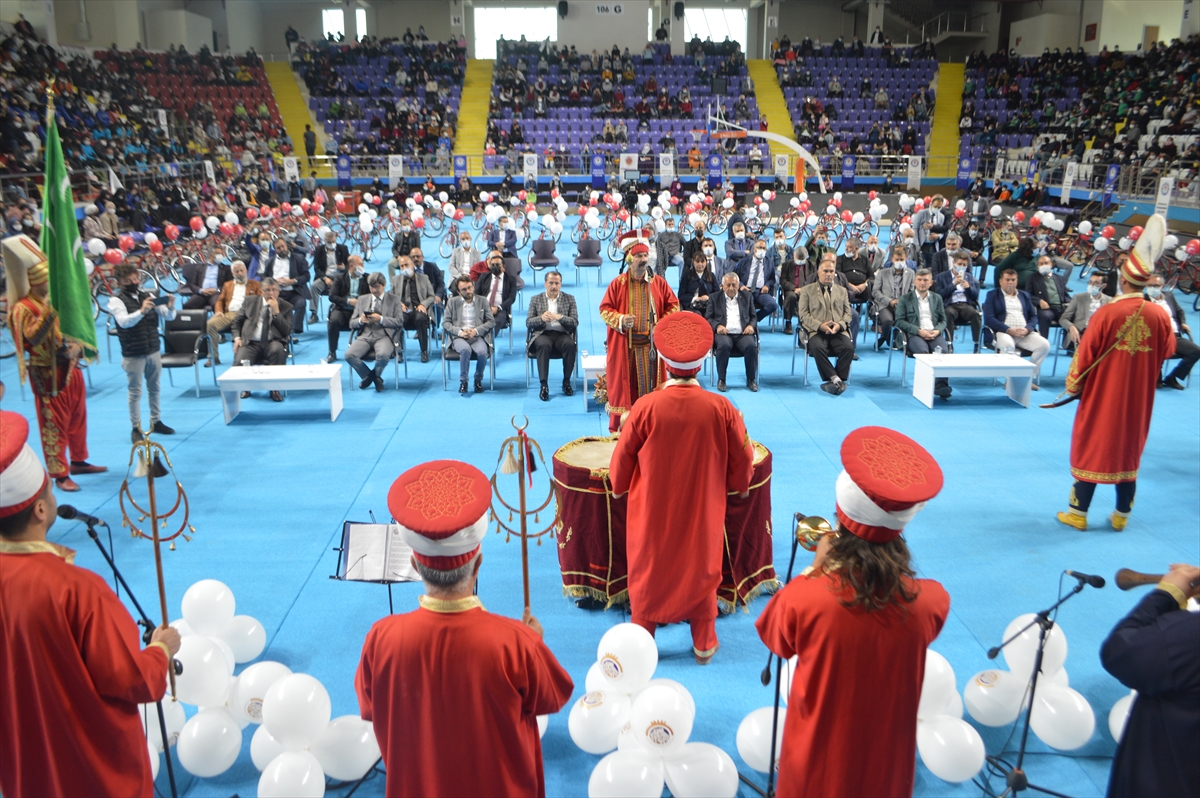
609 311 755 664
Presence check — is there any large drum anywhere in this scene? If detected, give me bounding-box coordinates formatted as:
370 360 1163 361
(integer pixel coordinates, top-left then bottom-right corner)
552 436 777 613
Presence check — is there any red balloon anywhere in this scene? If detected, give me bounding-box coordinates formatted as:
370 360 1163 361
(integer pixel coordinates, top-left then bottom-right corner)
551 189 560 198
800 201 810 212
234 225 244 237
103 248 124 265
1013 211 1026 222
923 196 932 204
578 207 587 216
454 209 465 220
164 224 180 241
413 193 423 203
308 216 320 228
589 198 598 206
703 196 714 206
218 222 234 236
1186 239 1200 256
669 197 679 205
1129 225 1143 241
1101 225 1116 238
754 197 763 205
118 235 135 252
518 190 527 200
954 208 966 218
148 240 163 254
336 201 348 213
245 207 259 220
1029 216 1042 228
618 209 629 221
868 191 877 200
189 216 204 232
372 195 382 205
312 203 324 215
841 210 853 222
281 202 293 214
833 198 842 208
725 191 734 199
413 217 425 229
525 203 535 213
300 199 311 210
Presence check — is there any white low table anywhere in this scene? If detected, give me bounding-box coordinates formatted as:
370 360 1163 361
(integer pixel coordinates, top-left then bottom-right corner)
581 354 606 412
216 364 344 423
912 353 1037 408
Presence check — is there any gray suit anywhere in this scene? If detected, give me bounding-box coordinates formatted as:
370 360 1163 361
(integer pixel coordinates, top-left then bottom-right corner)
527 291 579 384
1059 293 1110 336
390 271 436 352
871 265 916 345
347 291 402 382
232 295 294 366
442 294 495 381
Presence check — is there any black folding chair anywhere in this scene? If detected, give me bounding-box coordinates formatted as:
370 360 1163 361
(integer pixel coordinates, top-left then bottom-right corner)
161 309 210 398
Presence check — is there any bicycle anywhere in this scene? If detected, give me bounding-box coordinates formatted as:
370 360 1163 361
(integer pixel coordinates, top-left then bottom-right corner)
438 220 464 259
1161 252 1200 310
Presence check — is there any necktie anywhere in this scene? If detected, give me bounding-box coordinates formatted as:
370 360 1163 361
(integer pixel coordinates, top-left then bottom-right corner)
751 259 762 287
489 275 500 305
259 302 271 342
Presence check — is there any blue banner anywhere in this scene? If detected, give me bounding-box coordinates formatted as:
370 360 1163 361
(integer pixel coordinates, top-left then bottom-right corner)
453 155 467 179
956 157 974 190
1102 164 1120 206
707 153 723 184
590 154 606 188
1026 159 1038 182
841 156 856 190
336 155 352 190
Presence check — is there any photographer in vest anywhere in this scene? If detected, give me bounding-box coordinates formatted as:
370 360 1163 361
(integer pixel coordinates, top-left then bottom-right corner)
106 263 176 443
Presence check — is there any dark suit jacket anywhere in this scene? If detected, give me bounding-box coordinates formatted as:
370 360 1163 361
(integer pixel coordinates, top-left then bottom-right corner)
895 290 948 337
231 295 294 344
475 272 517 317
778 256 818 294
678 267 720 311
486 227 517 257
732 254 777 293
983 288 1038 334
183 261 232 298
312 243 350 279
330 272 369 312
257 250 312 299
391 230 421 257
934 270 980 306
421 262 446 299
682 235 708 267
1148 290 1187 334
1025 270 1071 309
705 290 758 335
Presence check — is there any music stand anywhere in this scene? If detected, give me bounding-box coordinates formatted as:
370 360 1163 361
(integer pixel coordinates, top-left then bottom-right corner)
330 520 420 615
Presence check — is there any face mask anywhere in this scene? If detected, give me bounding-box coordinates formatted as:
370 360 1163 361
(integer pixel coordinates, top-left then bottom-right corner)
1145 286 1163 299
903 238 914 246
401 268 415 278
702 246 714 257
894 262 906 270
734 232 745 240
1087 284 1101 296
867 243 876 251
775 239 785 248
489 263 502 275
1038 265 1052 275
401 225 412 232
461 240 471 249
754 250 766 259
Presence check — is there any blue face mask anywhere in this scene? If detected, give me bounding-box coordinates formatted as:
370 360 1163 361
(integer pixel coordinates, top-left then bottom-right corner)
1145 286 1163 299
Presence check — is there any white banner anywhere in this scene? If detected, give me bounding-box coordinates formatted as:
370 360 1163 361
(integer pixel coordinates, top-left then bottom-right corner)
774 154 790 179
522 153 539 181
203 160 215 182
282 156 299 182
156 109 168 129
993 157 1005 182
1154 176 1173 217
906 156 923 191
1059 161 1078 204
388 155 404 189
657 153 675 181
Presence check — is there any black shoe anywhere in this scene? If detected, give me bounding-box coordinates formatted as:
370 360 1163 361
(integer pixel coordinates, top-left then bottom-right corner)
131 427 142 444
240 390 251 399
324 352 337 363
935 385 953 401
539 384 550 401
307 314 319 324
562 381 574 396
717 379 727 392
420 350 429 363
290 336 300 345
270 390 283 402
1163 376 1185 390
783 322 793 335
359 375 374 389
459 380 468 395
834 380 847 395
474 377 485 393
852 353 860 361
374 376 385 392
151 421 175 435
748 381 758 392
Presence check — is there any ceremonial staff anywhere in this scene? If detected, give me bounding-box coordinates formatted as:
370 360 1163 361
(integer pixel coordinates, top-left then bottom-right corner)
490 417 555 611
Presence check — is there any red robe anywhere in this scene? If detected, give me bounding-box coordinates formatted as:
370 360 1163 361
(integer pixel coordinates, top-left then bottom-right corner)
355 596 574 797
599 273 680 431
610 383 755 633
756 572 950 798
0 541 170 798
1066 294 1175 483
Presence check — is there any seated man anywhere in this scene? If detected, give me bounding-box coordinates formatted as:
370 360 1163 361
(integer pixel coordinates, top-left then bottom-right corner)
260 237 309 335
779 246 816 335
656 216 685 273
930 231 966 277
871 245 915 349
724 222 751 263
205 260 260 366
182 256 232 310
389 255 435 361
799 259 853 395
896 268 952 400
410 248 446 308
1059 272 1109 352
231 276 292 401
487 215 518 259
448 231 481 291
311 230 349 317
325 255 368 363
934 250 982 348
390 216 421 261
698 237 729 282
526 270 578 401
836 237 873 306
474 251 517 332
1146 273 1198 390
444 276 495 395
347 272 402 392
983 267 1049 386
734 238 779 323
706 272 759 392
1025 254 1072 338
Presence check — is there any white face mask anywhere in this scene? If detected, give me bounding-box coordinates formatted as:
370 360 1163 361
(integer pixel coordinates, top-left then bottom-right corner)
1145 286 1163 299
775 239 785 248
702 246 714 257
734 232 745 240
754 250 766 260
893 261 907 270
402 268 415 278
1038 265 1052 275
461 240 471 248
1087 284 1102 296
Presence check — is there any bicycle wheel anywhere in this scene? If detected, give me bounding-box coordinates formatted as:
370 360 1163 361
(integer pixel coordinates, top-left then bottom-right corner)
439 232 455 260
470 211 486 230
607 238 623 263
709 213 728 235
424 214 444 236
571 220 586 244
515 226 530 251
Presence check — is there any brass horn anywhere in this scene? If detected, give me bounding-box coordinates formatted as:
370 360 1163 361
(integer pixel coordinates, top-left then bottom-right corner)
796 515 835 552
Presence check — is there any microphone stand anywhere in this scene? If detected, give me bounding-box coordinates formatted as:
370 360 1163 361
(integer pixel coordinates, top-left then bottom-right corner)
985 579 1086 798
83 521 181 798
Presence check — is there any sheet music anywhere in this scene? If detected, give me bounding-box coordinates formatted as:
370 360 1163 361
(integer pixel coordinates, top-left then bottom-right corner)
383 525 420 583
345 524 389 581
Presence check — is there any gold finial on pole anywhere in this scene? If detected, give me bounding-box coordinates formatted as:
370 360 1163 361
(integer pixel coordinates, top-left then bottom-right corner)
489 418 555 612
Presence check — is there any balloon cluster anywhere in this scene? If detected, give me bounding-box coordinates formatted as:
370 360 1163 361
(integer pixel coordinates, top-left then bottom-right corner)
151 580 380 797
964 614 1094 750
915 650 985 783
570 624 738 798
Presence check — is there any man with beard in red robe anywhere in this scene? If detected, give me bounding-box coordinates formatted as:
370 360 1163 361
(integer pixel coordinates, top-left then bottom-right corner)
356 460 574 796
1056 214 1175 532
756 426 950 797
0 410 180 798
610 311 755 663
599 229 679 432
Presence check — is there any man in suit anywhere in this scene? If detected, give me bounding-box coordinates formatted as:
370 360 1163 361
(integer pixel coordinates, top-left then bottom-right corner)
871 246 916 349
475 250 517 332
181 257 232 310
765 229 793 275
1145 274 1198 390
526 271 578 401
255 237 310 335
486 215 518 259
325 255 368 363
232 277 293 402
836 237 873 306
863 234 887 274
682 221 708 268
390 216 421 259
911 194 946 269
779 246 816 335
389 255 435 362
696 237 729 283
733 238 778 323
983 268 1049 384
1059 272 1110 351
706 272 758 392
724 222 751 263
347 272 402 392
311 230 350 321
930 232 967 277
1026 254 1072 338
934 250 982 348
447 231 480 292
897 268 952 399
410 248 446 307
443 276 495 395
799 259 854 395
205 260 260 366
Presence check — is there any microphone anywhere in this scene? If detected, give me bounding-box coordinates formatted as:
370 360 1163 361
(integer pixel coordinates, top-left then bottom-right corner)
1065 570 1106 588
57 505 108 527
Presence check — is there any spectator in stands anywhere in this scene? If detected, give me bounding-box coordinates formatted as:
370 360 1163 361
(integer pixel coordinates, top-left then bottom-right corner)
1145 275 1197 391
897 268 952 399
1059 273 1109 352
444 276 494 395
707 272 759 392
983 268 1048 384
1026 254 1071 338
874 86 890 110
799 258 854 395
872 246 916 350
935 251 982 348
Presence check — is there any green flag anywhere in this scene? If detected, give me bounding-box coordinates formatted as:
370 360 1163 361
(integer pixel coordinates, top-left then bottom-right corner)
40 108 98 358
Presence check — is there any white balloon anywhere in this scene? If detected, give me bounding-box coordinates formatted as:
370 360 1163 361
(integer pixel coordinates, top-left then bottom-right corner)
806 214 819 226
1119 237 1132 251
1108 692 1135 743
1030 684 1094 750
510 196 521 206
389 208 400 219
334 194 344 202
174 636 231 707
1163 234 1179 249
1045 667 1069 688
259 750 326 798
990 204 1003 217
144 232 159 244
745 208 758 220
638 678 696 720
588 749 665 798
834 192 843 200
586 662 608 692
596 623 658 695
176 707 242 778
194 227 208 240
790 197 801 208
664 742 739 798
318 226 331 238
918 650 957 720
654 219 666 233
688 212 700 225
224 212 239 225
552 222 564 235
955 199 967 210
878 204 889 215
778 655 799 706
221 676 248 728
148 739 160 780
251 724 288 771
964 669 1025 727
852 212 865 225
798 192 808 202
218 615 266 663
84 258 95 276
357 203 368 214
309 715 380 781
917 715 985 782
736 707 786 773
651 207 663 219
722 198 735 209
292 206 304 217
616 720 642 751
1177 247 1189 261
438 191 449 202
263 674 331 751
411 206 424 217
1094 237 1110 251
1002 614 1067 680
140 699 186 751
206 215 220 230
361 220 374 233
181 579 236 636
586 216 600 229
1042 212 1055 224
1078 220 1093 234
629 684 693 756
568 690 631 755
208 635 236 673
537 714 548 739
899 222 913 233
941 689 964 719
826 205 837 215
358 212 371 226
760 204 770 216
169 618 195 637
233 661 293 725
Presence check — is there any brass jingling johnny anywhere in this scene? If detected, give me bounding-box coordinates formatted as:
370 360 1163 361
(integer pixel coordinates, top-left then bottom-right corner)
490 416 555 612
119 433 195 699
